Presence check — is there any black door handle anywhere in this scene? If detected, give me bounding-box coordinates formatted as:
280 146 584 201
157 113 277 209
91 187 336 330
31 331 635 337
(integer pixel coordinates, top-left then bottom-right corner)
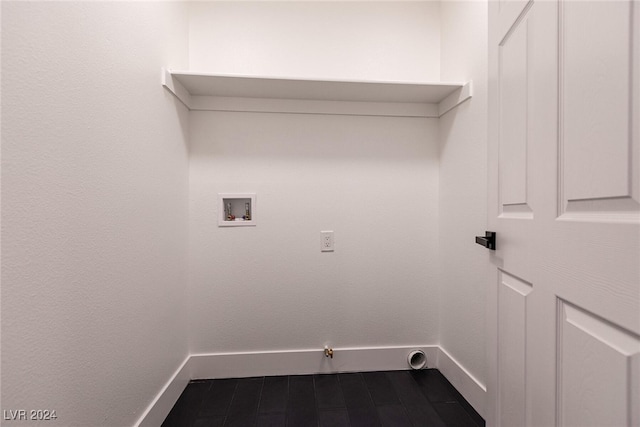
475 231 496 250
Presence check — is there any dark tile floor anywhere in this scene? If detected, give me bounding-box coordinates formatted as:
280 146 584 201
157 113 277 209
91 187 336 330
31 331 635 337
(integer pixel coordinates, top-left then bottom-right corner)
162 369 484 427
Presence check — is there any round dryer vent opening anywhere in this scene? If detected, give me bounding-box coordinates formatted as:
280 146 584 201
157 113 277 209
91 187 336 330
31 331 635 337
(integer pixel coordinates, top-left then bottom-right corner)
407 350 427 370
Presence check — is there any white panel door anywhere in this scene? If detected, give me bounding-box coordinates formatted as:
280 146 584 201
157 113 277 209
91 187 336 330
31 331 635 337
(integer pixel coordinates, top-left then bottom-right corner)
487 1 640 426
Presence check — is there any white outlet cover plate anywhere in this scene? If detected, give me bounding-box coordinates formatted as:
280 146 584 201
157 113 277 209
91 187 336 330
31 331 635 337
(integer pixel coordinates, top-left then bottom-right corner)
321 230 334 252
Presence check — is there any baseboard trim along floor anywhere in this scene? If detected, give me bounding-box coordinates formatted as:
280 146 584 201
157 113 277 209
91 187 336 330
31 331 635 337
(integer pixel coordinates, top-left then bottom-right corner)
135 345 486 426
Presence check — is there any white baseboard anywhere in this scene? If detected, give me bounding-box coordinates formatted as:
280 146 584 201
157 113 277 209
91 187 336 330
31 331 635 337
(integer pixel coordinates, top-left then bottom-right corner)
135 355 191 427
188 345 439 379
136 345 486 426
436 346 487 419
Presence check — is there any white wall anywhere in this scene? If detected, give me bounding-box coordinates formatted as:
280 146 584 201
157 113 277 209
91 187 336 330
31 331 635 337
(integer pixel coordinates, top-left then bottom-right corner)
188 1 441 82
1 2 190 426
1 1 491 424
186 3 490 395
186 0 444 355
438 0 489 393
189 112 440 353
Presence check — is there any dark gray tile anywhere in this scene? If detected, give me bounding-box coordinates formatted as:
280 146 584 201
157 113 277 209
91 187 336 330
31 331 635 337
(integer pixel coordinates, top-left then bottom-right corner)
362 372 399 406
405 404 447 427
413 370 484 426
376 404 412 427
287 376 317 424
162 381 210 427
385 371 429 407
227 377 263 416
256 413 286 427
288 375 315 409
224 414 256 427
286 409 318 426
163 370 484 427
346 406 381 427
433 402 481 427
199 378 238 417
318 409 350 427
258 376 288 414
314 374 346 409
460 399 485 426
338 373 374 409
193 416 225 427
410 369 456 403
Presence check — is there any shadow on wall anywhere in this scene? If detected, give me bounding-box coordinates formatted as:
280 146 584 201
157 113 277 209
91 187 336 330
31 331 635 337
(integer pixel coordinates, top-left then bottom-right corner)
188 111 438 163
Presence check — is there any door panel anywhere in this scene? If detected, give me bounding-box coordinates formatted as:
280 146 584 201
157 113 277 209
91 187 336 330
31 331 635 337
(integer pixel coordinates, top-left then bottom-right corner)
558 300 640 427
560 0 639 220
499 10 533 216
497 271 532 427
497 0 532 45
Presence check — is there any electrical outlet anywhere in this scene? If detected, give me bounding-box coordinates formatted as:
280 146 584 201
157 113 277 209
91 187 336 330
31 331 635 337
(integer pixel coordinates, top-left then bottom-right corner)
320 231 334 252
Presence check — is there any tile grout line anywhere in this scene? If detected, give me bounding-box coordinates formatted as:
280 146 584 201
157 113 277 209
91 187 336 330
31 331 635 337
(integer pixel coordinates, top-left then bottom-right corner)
411 370 451 426
360 372 384 425
254 376 266 424
224 378 240 426
390 371 422 426
397 371 416 426
286 376 290 426
311 375 320 427
193 381 211 426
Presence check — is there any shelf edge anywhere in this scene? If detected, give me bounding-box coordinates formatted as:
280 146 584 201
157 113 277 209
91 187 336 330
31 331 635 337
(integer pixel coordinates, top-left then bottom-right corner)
168 69 467 89
162 68 192 109
162 68 472 117
438 81 473 117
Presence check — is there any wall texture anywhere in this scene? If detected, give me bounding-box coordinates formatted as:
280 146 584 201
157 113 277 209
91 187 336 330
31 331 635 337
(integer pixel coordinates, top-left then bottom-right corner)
186 0 445 355
438 0 489 390
188 1 441 82
1 3 190 426
189 112 440 353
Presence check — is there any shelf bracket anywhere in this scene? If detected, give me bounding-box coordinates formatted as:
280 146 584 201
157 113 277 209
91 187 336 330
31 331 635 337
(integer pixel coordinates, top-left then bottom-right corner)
438 81 472 117
162 68 192 110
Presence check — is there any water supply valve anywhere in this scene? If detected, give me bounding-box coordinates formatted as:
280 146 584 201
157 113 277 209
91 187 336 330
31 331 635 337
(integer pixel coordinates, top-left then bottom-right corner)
324 346 334 359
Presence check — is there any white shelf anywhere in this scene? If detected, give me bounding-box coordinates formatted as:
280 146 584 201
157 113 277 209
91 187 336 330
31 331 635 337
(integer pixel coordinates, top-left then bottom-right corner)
162 69 472 117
